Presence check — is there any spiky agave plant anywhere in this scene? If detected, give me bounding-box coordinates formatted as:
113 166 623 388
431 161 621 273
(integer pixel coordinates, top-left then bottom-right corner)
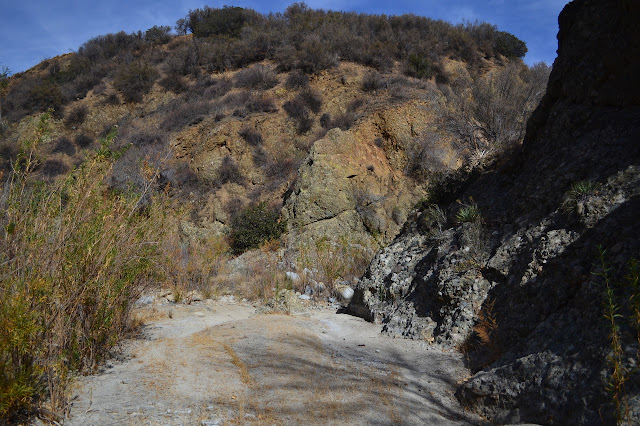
455 202 481 224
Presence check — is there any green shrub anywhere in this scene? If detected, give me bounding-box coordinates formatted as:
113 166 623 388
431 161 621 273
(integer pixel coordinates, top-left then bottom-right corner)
596 250 640 424
406 54 436 80
229 202 286 254
562 180 598 213
568 180 597 197
78 31 142 62
113 61 158 103
164 43 198 76
295 36 338 74
419 204 447 235
25 81 65 116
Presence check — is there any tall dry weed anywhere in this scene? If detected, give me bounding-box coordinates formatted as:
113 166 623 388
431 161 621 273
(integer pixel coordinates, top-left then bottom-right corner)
595 248 640 424
296 236 374 296
162 230 230 300
0 113 167 420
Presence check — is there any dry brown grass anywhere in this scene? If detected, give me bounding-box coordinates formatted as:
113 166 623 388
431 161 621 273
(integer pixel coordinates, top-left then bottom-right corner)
162 229 230 300
458 298 501 368
296 235 374 296
223 343 255 388
475 299 498 350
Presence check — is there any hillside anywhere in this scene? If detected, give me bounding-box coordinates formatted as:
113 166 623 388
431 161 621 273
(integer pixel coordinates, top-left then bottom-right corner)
0 3 549 423
0 4 547 289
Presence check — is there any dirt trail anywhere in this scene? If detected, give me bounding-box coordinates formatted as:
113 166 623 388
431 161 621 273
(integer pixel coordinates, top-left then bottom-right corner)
65 300 484 425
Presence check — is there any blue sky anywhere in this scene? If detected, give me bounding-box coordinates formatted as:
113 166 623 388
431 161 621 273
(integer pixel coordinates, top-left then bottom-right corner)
0 0 570 75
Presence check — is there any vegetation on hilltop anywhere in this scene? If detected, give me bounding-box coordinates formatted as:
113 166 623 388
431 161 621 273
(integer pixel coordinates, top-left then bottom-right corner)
0 3 527 123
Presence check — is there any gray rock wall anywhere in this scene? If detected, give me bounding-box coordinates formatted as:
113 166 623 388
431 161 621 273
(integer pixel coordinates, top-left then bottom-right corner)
348 0 640 423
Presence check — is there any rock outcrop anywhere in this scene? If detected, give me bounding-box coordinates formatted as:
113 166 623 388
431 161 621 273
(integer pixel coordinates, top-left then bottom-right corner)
348 0 640 423
282 127 428 247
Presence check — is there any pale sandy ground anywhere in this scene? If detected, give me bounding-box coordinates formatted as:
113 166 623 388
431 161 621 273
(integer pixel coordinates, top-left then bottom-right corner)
63 300 486 425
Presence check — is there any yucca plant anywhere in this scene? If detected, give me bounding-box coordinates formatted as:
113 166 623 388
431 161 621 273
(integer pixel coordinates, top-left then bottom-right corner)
455 202 481 224
570 179 597 196
562 179 597 213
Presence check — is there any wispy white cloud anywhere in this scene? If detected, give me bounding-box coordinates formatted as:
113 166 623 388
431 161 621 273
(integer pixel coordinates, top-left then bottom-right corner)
445 6 477 22
525 0 569 12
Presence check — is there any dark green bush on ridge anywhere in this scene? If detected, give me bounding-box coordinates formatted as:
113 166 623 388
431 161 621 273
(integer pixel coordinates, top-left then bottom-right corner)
186 6 258 38
113 61 158 103
229 202 286 254
26 81 65 117
494 31 527 58
145 25 172 45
